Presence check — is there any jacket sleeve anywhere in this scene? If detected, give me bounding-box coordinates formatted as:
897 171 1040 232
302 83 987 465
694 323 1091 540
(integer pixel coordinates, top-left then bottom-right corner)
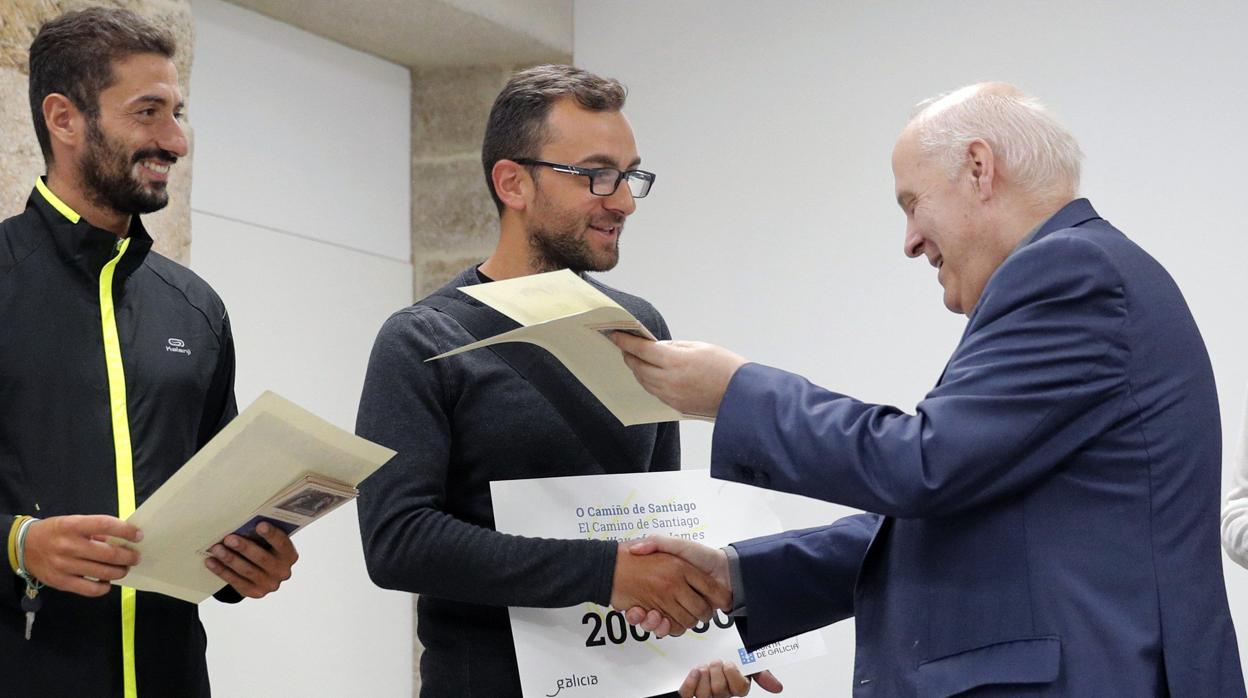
203 311 243 604
712 234 1131 518
355 309 618 608
1221 384 1248 569
731 513 879 649
3 515 17 575
198 310 239 449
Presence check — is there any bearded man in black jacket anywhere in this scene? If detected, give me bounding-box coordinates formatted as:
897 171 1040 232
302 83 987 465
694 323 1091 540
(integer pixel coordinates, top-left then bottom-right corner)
0 8 298 696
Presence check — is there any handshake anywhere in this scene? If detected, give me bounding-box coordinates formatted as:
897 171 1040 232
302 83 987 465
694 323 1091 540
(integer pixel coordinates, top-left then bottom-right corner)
609 536 783 698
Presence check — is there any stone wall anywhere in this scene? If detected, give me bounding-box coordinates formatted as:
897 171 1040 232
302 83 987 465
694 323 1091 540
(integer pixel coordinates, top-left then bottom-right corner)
0 0 194 264
410 63 535 299
407 64 517 691
407 61 565 695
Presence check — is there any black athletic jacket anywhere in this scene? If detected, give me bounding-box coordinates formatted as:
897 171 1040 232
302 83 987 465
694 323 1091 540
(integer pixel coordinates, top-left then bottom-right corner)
0 180 238 697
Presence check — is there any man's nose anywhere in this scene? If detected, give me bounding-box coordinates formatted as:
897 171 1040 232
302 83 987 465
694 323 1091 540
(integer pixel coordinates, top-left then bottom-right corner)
903 221 924 258
604 180 636 217
159 115 189 158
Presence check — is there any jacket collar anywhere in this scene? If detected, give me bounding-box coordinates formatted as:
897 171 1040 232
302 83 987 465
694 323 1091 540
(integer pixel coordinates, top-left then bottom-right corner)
935 198 1104 387
972 197 1103 314
29 177 153 282
1027 198 1102 246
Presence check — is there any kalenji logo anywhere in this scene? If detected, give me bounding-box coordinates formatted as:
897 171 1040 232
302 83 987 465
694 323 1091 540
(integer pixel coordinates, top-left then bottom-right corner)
545 673 598 697
166 338 191 356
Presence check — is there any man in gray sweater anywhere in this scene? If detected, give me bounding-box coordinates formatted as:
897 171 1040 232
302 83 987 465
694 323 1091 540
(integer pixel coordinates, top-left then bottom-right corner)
356 65 724 698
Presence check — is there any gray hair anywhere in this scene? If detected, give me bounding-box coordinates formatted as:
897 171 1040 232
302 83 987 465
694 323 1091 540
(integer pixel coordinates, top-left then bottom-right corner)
909 83 1082 201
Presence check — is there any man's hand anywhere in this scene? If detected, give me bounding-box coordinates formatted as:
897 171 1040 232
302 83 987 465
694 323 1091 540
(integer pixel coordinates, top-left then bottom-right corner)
679 661 784 698
623 538 783 697
610 544 730 636
205 522 298 599
624 536 731 638
22 515 143 597
610 334 747 418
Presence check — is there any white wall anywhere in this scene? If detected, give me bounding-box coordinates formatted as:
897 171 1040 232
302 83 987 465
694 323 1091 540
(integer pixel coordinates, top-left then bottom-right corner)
575 0 1248 694
189 1 413 695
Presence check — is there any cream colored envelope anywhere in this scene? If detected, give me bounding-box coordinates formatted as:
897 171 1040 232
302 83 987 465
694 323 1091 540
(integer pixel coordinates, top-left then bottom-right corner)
429 269 708 426
113 392 395 603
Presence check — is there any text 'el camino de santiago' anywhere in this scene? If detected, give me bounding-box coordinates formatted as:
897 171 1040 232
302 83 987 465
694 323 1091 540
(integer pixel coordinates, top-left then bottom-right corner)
575 501 704 540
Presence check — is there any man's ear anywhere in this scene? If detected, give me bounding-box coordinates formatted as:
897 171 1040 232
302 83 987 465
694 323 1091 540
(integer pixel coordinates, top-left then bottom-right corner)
492 159 530 213
966 138 996 201
43 93 86 153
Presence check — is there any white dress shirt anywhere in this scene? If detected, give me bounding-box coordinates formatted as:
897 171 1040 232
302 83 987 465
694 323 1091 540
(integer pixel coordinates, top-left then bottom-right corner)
1221 383 1248 568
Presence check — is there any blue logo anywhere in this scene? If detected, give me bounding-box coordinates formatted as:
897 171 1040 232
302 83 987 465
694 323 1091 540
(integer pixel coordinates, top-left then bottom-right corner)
738 648 757 665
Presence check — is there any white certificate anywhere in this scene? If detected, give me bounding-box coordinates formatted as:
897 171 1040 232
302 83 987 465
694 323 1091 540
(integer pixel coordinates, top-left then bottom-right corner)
491 470 826 698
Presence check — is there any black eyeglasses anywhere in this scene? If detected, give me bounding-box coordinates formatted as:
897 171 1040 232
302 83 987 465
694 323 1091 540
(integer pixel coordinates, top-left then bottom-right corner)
513 159 655 198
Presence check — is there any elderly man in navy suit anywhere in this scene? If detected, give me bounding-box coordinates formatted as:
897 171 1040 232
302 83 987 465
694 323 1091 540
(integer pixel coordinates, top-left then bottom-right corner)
613 83 1245 697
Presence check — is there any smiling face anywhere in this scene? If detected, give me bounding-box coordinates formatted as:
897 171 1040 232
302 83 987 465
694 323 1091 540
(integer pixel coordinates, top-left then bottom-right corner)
524 98 639 273
892 128 1001 315
77 52 187 215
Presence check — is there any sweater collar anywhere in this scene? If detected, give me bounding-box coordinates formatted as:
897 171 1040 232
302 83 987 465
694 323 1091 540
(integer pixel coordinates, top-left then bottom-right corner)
456 264 591 291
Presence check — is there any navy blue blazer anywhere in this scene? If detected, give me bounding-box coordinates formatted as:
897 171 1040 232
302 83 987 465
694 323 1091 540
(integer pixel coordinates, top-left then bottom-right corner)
712 200 1244 697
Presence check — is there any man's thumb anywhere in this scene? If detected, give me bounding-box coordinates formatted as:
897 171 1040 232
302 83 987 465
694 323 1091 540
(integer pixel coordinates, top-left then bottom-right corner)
628 535 672 556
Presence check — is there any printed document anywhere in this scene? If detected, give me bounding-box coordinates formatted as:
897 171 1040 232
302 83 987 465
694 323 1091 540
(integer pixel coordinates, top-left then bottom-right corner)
492 470 826 698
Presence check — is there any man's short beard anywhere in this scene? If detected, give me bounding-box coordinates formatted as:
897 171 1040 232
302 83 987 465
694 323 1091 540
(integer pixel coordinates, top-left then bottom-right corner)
528 226 619 274
526 188 621 273
79 117 173 216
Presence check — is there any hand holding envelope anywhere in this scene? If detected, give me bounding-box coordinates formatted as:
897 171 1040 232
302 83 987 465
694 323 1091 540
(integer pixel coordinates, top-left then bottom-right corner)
202 522 298 599
21 515 143 597
21 515 298 602
113 392 393 604
609 333 749 419
428 269 715 425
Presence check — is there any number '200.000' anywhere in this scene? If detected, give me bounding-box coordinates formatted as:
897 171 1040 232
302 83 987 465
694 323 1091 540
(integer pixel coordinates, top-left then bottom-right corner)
582 609 735 647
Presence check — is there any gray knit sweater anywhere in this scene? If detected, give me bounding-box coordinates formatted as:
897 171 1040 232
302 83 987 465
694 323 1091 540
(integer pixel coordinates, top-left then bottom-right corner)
356 266 680 697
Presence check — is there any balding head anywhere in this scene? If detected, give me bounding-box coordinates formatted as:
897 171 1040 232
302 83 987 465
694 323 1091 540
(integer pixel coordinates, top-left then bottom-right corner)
904 82 1082 205
891 83 1085 316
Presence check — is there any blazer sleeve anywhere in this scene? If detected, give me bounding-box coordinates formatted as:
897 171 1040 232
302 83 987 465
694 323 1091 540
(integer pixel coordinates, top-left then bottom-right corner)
712 234 1131 518
731 513 879 649
1221 384 1248 569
